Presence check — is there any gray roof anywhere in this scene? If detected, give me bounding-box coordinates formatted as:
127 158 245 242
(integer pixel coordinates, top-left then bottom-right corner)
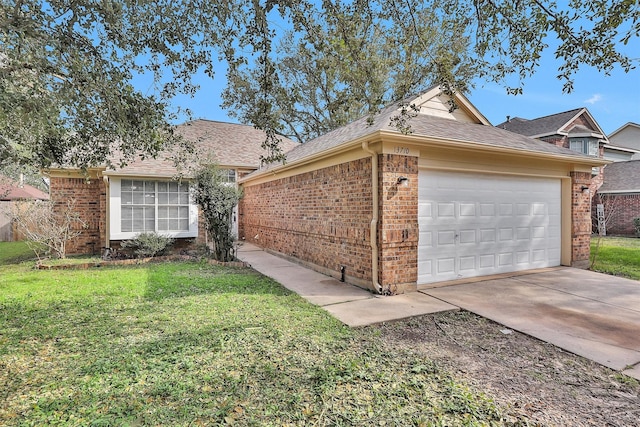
107 120 300 177
495 109 583 136
599 160 640 193
271 103 596 169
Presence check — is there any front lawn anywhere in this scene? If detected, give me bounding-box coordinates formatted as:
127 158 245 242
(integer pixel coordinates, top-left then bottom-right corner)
0 260 519 426
0 241 37 265
590 236 640 280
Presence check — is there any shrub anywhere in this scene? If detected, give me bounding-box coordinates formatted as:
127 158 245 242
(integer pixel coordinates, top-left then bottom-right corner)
8 199 86 260
634 218 640 237
121 232 175 258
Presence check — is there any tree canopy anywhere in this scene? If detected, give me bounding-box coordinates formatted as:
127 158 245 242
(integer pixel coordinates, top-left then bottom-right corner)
1 0 638 168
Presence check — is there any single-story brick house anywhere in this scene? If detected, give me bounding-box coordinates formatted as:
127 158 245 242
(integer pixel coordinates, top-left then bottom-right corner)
49 88 605 293
595 160 640 236
239 87 605 293
45 120 299 255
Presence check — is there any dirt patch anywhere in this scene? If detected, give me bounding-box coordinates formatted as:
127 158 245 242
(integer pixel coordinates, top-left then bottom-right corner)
374 311 640 426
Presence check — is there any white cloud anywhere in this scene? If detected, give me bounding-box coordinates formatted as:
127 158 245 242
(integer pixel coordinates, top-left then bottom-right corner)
584 94 602 105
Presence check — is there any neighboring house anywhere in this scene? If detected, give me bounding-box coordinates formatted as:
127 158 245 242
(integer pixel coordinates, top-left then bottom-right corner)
596 160 640 236
45 120 299 255
607 123 640 161
496 108 608 184
0 175 50 241
239 87 605 293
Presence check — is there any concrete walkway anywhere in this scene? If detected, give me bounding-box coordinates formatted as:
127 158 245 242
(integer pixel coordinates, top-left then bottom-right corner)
237 243 640 379
236 243 457 326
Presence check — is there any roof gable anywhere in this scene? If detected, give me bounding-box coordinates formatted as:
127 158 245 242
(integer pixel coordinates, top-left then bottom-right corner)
608 122 640 150
409 86 491 125
496 108 607 140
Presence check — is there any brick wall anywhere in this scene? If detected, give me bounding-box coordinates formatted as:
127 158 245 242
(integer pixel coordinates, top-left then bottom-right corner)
570 171 593 267
598 194 640 236
378 154 419 293
241 158 374 286
50 177 106 255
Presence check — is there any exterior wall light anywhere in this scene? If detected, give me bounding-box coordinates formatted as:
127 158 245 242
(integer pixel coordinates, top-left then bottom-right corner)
397 176 409 187
581 185 590 193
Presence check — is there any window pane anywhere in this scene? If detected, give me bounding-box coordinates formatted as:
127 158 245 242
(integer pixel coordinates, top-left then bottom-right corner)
169 182 178 192
122 220 132 232
158 206 167 219
158 182 167 192
145 219 155 231
180 193 189 204
158 219 168 231
179 219 189 230
121 180 132 191
179 206 189 218
158 193 168 204
133 192 144 204
169 219 179 230
144 192 155 204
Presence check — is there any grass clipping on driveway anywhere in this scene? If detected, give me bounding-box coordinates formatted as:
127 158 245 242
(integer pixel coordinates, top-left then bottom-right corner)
0 261 518 426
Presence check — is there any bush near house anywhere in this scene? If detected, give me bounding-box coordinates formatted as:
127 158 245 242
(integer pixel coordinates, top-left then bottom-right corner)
120 232 175 258
634 218 640 237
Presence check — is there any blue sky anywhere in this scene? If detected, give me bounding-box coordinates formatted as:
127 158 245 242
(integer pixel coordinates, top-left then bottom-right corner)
158 36 640 137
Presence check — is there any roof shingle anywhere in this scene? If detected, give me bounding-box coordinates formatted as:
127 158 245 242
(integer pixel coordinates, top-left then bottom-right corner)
495 109 583 136
599 160 640 192
272 103 596 170
107 120 300 177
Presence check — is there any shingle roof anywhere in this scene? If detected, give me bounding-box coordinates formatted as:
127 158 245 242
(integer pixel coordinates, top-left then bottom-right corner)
107 120 300 177
599 160 640 193
0 176 49 201
270 103 595 170
495 108 583 136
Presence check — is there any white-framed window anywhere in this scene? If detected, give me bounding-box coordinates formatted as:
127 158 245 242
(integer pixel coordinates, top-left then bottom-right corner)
110 178 198 240
569 138 599 156
222 168 236 183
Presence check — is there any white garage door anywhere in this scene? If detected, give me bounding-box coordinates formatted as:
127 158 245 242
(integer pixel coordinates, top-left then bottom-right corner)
418 170 561 284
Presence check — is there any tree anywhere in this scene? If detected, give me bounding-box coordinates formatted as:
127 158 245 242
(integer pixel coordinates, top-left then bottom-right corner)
192 164 242 262
2 1 638 166
9 198 86 259
222 2 476 142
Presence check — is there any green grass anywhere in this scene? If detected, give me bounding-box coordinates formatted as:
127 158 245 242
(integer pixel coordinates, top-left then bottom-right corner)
591 236 640 280
0 260 522 426
0 241 37 265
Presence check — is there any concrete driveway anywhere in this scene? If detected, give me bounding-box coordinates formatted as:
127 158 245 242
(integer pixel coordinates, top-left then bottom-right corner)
422 267 640 379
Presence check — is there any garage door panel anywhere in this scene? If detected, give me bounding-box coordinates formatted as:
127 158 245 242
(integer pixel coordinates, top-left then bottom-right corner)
418 170 561 284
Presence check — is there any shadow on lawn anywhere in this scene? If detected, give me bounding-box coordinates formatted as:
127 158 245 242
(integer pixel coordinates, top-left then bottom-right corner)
143 263 292 301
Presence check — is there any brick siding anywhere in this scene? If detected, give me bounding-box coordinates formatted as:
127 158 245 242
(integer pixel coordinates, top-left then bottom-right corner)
570 171 593 267
50 176 106 255
378 154 419 293
596 194 640 236
241 158 374 287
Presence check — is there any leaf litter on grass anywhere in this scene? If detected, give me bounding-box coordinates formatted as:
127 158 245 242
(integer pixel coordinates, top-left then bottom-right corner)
1 261 528 426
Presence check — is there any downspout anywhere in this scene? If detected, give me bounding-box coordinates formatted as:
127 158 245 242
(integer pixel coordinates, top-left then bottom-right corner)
103 176 110 251
362 141 383 294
